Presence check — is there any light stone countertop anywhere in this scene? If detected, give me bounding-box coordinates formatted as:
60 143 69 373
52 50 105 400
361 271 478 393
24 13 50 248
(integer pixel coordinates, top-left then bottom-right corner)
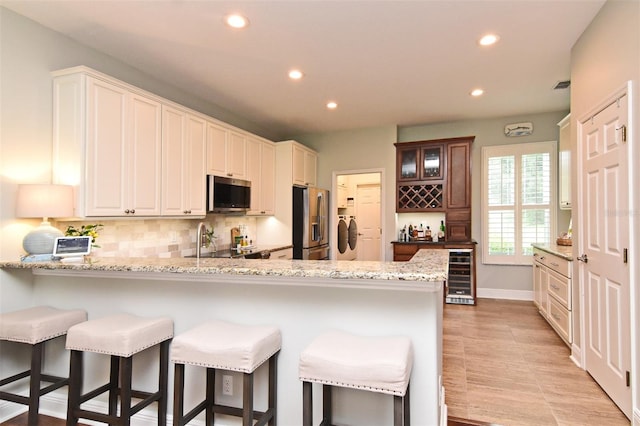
0 250 448 291
531 243 574 261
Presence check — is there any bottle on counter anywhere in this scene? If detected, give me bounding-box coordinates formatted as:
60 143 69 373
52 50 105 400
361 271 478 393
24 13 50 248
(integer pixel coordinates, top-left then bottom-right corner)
438 220 446 241
408 224 413 241
425 226 432 242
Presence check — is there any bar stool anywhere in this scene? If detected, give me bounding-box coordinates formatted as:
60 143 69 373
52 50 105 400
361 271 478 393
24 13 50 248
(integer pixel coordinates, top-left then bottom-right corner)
171 320 281 426
65 313 174 426
299 330 413 426
0 306 87 425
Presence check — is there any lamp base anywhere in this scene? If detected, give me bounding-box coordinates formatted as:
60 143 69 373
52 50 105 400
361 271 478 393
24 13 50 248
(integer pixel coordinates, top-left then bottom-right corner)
23 221 64 255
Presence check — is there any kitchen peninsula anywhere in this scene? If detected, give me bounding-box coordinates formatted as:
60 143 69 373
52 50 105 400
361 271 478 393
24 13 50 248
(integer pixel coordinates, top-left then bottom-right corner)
0 250 448 426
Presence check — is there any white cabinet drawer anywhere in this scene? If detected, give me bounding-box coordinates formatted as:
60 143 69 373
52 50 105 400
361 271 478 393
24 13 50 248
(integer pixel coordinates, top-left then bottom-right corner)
532 248 571 278
547 269 571 309
548 296 571 344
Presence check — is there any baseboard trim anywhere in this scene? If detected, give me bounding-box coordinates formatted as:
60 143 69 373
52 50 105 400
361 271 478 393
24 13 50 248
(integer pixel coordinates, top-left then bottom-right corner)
633 407 640 426
476 288 533 301
570 343 583 369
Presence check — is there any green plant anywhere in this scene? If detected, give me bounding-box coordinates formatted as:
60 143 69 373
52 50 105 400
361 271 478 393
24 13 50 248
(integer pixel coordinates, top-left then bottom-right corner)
65 224 104 248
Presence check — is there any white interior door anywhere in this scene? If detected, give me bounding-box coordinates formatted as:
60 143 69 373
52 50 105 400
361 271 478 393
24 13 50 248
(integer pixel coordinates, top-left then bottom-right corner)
579 90 631 418
355 184 381 261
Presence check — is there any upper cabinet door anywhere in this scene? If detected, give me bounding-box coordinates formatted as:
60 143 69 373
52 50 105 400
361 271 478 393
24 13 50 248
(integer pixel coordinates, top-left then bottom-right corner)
206 122 228 176
128 93 162 216
397 147 419 181
161 106 206 216
421 145 443 180
85 77 128 216
446 141 471 209
227 131 247 178
161 105 186 216
183 115 206 215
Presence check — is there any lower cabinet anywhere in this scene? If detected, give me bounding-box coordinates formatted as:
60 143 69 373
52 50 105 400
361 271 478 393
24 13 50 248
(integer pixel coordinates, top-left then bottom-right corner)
269 247 293 260
532 247 572 345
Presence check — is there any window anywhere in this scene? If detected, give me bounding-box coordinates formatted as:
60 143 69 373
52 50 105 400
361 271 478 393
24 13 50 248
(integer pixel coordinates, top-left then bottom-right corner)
482 141 557 265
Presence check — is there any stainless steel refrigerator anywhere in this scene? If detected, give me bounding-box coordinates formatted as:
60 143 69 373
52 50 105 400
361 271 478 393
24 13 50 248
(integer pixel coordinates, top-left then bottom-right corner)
293 186 330 260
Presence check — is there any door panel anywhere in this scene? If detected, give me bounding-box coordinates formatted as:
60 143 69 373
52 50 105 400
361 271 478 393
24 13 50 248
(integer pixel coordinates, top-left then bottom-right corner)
580 91 631 418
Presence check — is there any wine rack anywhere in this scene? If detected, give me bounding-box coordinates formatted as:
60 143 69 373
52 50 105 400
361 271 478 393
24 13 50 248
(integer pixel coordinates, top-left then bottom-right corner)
397 184 444 211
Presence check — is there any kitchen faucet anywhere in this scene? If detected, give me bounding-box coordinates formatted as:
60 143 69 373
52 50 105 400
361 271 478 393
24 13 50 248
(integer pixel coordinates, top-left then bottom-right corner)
196 222 207 259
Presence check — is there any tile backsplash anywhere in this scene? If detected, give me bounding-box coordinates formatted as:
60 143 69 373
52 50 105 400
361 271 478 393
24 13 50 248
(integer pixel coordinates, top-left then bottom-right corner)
57 215 257 258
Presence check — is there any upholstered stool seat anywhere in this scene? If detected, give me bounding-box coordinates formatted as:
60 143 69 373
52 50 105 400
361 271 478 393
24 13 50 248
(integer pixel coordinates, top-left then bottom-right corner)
171 320 281 426
65 313 173 426
299 330 413 426
0 306 87 425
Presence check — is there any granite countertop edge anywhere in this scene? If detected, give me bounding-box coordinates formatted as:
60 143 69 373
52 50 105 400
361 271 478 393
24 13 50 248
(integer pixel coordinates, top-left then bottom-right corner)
531 243 574 261
0 250 448 284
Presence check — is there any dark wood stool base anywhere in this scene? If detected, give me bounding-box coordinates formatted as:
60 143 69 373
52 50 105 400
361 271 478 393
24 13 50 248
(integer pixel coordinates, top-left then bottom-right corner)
302 381 410 426
66 339 171 426
0 338 70 426
173 351 278 426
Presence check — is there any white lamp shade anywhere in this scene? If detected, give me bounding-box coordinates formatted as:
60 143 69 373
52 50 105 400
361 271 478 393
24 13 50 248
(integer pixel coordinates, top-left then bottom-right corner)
16 184 74 255
16 184 74 219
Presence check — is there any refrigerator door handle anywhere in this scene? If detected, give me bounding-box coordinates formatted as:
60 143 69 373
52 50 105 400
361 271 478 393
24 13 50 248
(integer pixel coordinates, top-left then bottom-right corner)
317 192 324 242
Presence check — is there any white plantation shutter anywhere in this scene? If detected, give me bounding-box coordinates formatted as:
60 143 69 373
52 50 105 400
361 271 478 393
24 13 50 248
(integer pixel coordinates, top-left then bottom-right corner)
482 141 556 265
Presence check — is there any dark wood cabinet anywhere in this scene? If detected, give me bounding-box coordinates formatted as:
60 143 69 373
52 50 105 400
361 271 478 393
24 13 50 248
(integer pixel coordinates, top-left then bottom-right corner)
395 136 474 241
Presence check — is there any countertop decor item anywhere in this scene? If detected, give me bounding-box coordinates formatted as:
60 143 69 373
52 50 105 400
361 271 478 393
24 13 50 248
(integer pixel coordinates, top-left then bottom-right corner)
65 224 103 248
16 184 74 255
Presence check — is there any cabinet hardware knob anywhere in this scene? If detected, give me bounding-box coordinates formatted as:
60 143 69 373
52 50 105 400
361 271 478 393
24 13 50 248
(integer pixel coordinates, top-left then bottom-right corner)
124 209 130 214
130 209 135 214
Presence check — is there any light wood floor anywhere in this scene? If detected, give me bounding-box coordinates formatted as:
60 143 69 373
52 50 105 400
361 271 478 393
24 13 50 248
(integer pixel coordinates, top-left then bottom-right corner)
444 298 630 426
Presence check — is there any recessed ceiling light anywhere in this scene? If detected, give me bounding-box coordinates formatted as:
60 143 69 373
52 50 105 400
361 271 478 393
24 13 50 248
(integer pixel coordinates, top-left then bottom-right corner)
326 101 338 110
470 89 484 97
289 69 304 80
478 34 499 46
225 14 249 29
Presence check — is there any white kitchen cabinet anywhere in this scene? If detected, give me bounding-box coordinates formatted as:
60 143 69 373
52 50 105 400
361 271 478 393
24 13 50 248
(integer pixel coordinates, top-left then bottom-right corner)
269 247 293 260
246 137 275 215
206 124 247 179
279 140 318 187
532 246 573 345
53 71 162 217
161 105 206 216
292 142 317 187
558 114 571 210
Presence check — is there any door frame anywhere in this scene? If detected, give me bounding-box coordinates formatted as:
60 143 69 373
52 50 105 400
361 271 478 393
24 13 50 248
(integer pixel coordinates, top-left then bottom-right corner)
576 81 637 419
331 168 385 261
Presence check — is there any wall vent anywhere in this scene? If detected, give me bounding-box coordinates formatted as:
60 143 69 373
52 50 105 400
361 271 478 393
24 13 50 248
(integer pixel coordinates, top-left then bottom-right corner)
553 80 571 90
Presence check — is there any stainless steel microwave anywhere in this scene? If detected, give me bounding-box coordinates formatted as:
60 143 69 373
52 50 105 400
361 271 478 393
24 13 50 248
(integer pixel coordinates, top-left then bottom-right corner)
207 175 251 213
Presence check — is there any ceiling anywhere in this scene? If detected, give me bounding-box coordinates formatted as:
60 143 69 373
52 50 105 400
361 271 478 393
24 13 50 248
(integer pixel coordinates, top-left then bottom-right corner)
2 0 605 140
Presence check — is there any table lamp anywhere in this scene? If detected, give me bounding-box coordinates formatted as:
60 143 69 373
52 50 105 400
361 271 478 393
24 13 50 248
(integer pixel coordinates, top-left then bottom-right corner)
16 184 74 255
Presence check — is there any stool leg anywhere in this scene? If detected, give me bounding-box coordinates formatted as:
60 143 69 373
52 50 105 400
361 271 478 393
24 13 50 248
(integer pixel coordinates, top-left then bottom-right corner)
109 355 120 420
268 353 278 426
404 383 410 426
394 395 402 426
302 381 312 426
173 364 185 426
120 356 133 426
66 350 83 426
206 368 215 426
28 341 44 426
322 384 332 426
158 339 170 426
242 372 254 426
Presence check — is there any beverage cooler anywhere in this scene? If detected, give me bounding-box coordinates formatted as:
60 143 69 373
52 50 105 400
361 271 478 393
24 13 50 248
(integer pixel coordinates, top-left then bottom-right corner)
445 249 475 305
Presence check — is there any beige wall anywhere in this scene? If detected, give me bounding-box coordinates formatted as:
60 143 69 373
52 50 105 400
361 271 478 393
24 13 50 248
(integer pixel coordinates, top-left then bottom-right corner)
570 0 640 420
